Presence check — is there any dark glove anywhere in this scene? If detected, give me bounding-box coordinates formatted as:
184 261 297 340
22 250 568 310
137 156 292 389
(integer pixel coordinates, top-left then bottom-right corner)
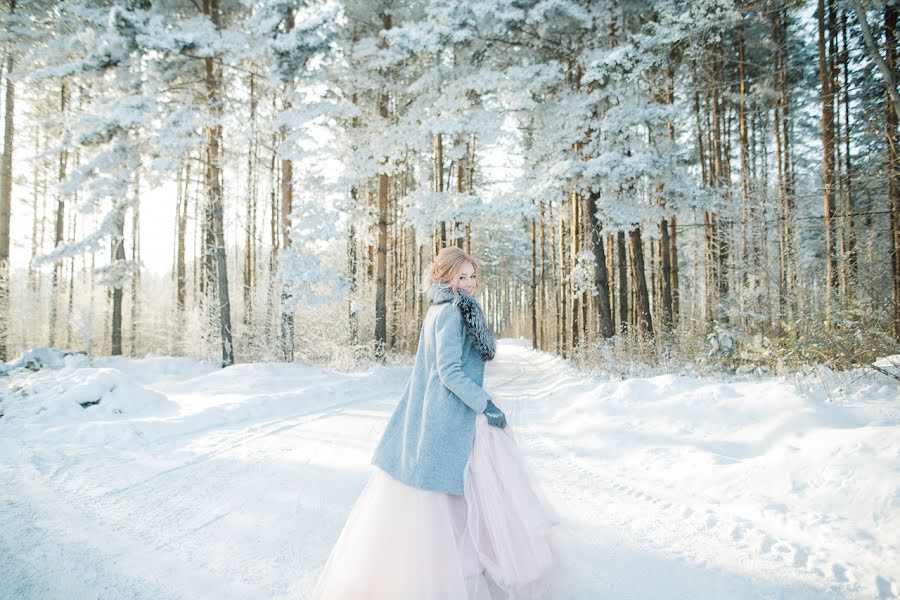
483 399 507 429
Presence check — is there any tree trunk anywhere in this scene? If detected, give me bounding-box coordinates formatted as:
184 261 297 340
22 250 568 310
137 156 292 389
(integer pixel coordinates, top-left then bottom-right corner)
110 206 126 356
203 0 234 366
266 132 279 344
660 218 673 330
852 0 900 124
434 132 443 245
841 11 857 282
558 212 567 356
176 162 189 313
348 202 359 346
738 25 751 287
772 5 795 321
617 231 627 333
130 172 140 355
0 6 14 361
630 227 653 335
374 13 392 360
830 2 847 300
455 136 467 248
531 214 538 349
280 134 294 361
539 201 547 350
65 187 76 348
818 0 837 328
710 53 729 301
570 191 580 352
669 217 679 320
243 71 257 326
886 4 900 340
49 81 68 348
27 126 40 296
586 190 613 338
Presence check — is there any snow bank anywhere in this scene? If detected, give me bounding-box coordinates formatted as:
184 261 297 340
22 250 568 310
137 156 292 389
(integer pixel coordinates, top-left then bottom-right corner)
2 366 178 425
0 350 190 446
0 347 88 375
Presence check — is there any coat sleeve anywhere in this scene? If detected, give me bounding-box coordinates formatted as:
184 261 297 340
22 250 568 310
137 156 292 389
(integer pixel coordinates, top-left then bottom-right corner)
434 303 491 414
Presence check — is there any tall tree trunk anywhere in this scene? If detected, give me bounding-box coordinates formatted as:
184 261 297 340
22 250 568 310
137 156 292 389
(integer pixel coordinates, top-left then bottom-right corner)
539 201 547 350
531 214 538 349
830 2 847 300
243 71 257 326
886 4 900 340
738 25 751 288
630 227 653 335
110 206 126 356
49 81 68 348
266 131 279 345
570 191 580 352
374 13 392 360
669 217 679 321
617 231 627 333
586 190 613 338
455 136 467 248
203 0 234 366
0 4 14 361
659 218 673 330
348 203 359 346
434 132 444 247
176 162 189 313
662 65 678 328
711 52 729 301
65 186 77 348
558 213 567 356
705 211 716 321
130 172 140 355
772 5 796 322
27 126 40 296
780 5 796 291
852 0 900 124
840 11 857 282
348 91 360 344
280 122 294 361
818 0 838 328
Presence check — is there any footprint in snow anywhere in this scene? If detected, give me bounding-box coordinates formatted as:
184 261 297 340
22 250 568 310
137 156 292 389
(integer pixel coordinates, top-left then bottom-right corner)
875 575 896 599
792 544 809 568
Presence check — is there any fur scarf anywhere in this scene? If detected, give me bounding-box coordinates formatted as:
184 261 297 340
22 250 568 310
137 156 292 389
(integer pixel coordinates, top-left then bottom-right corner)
424 282 496 362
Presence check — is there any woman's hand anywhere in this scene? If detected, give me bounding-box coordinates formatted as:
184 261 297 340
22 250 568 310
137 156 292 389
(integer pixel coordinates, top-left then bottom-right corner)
483 399 507 428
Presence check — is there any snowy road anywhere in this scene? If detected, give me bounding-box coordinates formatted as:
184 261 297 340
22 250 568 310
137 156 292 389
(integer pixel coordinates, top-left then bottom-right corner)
1 341 898 599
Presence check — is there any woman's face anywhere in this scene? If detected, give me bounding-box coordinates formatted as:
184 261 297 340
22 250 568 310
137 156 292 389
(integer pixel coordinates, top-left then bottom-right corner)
456 262 477 295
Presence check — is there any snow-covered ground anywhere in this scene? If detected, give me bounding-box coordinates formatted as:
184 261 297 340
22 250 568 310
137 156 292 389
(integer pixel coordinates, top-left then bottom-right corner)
1 340 898 599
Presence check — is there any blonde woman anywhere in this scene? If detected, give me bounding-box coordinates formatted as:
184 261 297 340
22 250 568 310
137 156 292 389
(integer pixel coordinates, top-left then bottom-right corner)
312 246 558 600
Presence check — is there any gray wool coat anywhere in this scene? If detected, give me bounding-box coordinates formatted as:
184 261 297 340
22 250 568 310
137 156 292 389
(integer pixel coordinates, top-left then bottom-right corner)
371 283 494 495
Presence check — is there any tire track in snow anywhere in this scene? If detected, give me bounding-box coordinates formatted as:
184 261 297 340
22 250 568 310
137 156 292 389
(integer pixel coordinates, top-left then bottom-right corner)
2 466 263 600
104 393 376 497
489 343 861 599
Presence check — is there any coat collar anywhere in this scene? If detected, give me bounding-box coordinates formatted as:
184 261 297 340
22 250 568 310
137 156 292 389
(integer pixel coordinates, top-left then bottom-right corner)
425 282 457 306
424 282 496 361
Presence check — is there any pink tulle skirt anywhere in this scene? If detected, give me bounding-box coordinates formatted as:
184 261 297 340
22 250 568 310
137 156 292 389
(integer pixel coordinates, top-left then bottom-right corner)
310 415 560 600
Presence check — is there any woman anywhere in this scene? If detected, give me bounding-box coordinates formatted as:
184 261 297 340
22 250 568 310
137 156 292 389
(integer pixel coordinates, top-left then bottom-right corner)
311 247 558 600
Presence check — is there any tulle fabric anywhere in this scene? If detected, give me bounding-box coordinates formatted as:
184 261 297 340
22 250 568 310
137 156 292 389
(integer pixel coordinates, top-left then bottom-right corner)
464 414 558 598
310 415 559 600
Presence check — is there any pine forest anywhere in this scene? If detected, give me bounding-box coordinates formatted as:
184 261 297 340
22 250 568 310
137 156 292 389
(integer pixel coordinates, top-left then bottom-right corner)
1 0 899 374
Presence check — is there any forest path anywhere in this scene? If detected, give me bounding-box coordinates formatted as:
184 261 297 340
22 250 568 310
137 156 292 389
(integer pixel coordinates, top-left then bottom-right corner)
1 340 894 599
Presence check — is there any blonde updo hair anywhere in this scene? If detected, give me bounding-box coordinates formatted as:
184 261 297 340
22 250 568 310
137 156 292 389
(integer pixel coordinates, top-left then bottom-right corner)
422 246 478 294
